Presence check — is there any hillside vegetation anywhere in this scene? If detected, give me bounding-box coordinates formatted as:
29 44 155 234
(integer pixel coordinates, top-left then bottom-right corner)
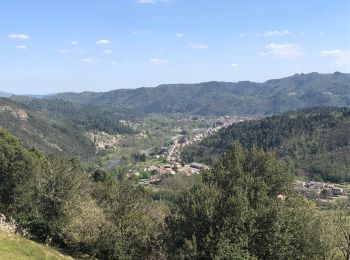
182 107 350 183
0 98 95 158
11 97 134 135
0 232 71 260
48 72 350 116
1 127 350 258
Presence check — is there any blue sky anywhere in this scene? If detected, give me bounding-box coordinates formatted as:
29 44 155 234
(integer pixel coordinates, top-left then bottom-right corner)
1 0 349 94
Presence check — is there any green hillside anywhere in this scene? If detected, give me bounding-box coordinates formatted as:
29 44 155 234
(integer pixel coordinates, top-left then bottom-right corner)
0 98 95 159
0 232 72 260
182 106 350 183
11 97 134 134
48 72 350 116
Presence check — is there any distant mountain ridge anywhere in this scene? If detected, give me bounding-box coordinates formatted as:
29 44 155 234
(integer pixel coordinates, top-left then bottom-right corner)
47 72 350 116
0 91 12 98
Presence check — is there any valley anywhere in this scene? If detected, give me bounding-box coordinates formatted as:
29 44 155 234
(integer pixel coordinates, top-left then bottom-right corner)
0 72 350 259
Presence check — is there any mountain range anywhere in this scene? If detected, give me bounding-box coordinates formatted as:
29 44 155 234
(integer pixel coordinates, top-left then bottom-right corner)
47 72 350 116
1 72 349 159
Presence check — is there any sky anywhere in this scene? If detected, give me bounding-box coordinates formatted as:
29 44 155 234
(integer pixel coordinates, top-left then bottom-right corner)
1 0 350 94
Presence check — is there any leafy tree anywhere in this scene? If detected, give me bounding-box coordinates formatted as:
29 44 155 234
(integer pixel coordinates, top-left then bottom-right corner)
92 173 165 259
166 144 329 259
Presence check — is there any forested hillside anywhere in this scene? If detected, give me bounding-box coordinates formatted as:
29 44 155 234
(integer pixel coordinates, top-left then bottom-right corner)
11 97 134 134
0 98 95 158
1 130 350 259
48 72 350 116
182 107 350 183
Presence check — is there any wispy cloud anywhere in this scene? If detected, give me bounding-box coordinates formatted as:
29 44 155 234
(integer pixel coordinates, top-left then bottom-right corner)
320 49 350 65
230 63 239 68
71 41 78 45
96 39 112 45
82 58 97 64
103 49 113 54
15 45 27 50
264 30 291 36
241 30 291 38
137 0 156 3
59 48 84 54
8 33 30 40
176 33 184 38
189 43 209 50
131 29 149 35
320 49 346 56
59 49 70 53
260 43 303 58
150 58 169 64
137 0 170 3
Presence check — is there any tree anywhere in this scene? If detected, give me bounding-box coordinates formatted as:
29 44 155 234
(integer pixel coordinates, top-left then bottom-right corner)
165 144 330 259
93 173 165 259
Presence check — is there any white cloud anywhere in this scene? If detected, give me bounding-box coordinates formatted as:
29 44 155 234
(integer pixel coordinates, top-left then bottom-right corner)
71 41 78 45
82 58 97 64
320 49 344 56
15 45 27 50
137 0 156 3
260 43 303 58
8 33 30 40
239 33 246 38
96 39 112 45
176 33 184 38
103 49 113 54
320 49 350 65
264 30 291 36
189 43 209 50
150 58 169 64
230 63 239 68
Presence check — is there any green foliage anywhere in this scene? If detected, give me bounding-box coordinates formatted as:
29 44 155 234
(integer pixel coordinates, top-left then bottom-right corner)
13 97 134 134
92 174 165 259
0 129 40 213
0 129 163 259
166 144 330 259
182 107 350 183
0 98 95 159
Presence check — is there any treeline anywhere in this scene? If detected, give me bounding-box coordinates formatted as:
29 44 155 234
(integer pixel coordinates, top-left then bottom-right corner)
182 107 350 183
2 128 350 259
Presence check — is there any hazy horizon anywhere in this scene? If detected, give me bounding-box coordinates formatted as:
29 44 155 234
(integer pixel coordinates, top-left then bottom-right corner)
1 70 348 96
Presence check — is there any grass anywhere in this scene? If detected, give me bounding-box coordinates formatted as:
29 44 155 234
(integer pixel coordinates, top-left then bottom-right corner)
0 232 72 260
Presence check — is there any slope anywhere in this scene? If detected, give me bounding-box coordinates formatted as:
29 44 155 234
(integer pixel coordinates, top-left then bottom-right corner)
0 232 72 260
0 98 95 158
181 106 350 183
